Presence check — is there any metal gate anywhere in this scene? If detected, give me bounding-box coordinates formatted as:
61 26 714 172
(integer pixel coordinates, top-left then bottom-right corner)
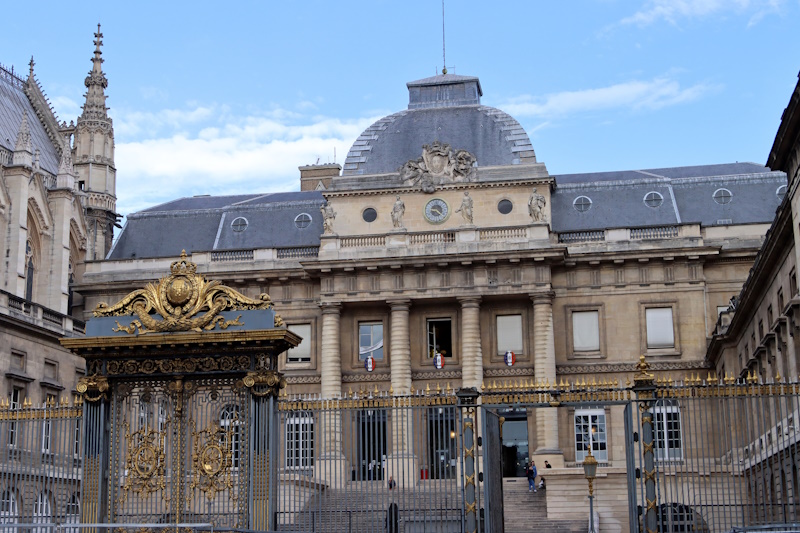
108 377 250 529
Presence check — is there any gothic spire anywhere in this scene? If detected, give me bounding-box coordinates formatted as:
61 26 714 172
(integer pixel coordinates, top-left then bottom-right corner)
81 23 109 121
28 56 35 79
56 134 76 188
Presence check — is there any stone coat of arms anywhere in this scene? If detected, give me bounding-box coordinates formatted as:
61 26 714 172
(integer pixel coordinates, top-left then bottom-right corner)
399 141 477 193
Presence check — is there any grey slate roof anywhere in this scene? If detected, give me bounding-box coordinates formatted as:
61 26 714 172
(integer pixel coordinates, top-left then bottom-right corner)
108 191 325 260
0 67 59 174
551 163 787 232
343 106 536 175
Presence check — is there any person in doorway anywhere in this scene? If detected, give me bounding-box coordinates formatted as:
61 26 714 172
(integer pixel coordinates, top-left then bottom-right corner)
388 475 396 490
527 461 538 492
368 460 375 480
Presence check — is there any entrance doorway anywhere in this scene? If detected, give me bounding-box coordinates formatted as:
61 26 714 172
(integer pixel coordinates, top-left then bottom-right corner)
500 408 528 477
358 409 387 480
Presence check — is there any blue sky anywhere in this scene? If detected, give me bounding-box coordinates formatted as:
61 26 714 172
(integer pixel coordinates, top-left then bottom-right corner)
2 0 799 216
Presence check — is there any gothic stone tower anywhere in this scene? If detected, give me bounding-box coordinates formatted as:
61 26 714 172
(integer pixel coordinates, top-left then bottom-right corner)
73 24 117 260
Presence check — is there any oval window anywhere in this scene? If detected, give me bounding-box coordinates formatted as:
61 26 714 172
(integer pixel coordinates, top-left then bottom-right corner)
294 213 312 229
362 208 378 223
497 199 513 215
573 196 592 213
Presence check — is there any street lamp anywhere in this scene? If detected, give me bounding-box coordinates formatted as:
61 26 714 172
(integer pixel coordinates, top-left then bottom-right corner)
583 449 598 533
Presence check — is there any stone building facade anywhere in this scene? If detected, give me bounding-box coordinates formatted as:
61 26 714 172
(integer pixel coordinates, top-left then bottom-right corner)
76 72 786 477
0 26 117 406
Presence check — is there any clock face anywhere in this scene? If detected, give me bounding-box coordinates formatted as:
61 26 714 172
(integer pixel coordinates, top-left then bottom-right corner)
424 198 449 224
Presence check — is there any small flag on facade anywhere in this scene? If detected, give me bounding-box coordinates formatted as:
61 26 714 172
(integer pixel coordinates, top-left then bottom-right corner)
433 352 445 369
364 355 376 372
504 351 516 367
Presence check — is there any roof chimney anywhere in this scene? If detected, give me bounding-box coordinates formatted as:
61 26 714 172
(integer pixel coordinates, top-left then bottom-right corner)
299 163 341 191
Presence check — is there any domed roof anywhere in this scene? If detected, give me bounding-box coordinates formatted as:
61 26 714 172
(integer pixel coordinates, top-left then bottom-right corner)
343 74 537 176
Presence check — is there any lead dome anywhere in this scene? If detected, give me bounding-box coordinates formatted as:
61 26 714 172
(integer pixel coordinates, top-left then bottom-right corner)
342 73 537 176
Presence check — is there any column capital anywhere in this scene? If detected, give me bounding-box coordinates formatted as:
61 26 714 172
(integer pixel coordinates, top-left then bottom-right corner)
320 301 342 314
387 298 411 310
530 291 555 305
457 295 482 307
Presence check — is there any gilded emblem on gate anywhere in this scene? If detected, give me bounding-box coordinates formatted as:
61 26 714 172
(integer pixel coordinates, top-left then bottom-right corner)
94 250 278 335
189 418 238 502
118 422 168 507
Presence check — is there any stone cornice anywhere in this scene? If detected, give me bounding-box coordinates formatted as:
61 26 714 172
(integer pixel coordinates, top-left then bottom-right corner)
556 360 708 374
323 175 554 199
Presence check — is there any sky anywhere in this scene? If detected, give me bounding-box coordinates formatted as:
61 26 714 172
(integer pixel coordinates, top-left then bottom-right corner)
1 0 799 217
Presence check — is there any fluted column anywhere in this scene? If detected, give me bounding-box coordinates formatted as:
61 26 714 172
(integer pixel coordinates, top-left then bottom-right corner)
459 297 482 389
320 302 342 399
532 292 559 451
389 299 412 395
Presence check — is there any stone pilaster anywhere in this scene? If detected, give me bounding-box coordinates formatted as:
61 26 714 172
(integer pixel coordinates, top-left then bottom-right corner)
319 302 342 399
532 292 559 452
459 297 482 389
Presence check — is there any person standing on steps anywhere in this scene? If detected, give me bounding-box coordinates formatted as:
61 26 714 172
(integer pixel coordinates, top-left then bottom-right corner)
527 461 538 492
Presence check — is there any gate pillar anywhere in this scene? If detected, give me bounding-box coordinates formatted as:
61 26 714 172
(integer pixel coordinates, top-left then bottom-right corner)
633 356 657 533
76 374 111 528
457 387 480 533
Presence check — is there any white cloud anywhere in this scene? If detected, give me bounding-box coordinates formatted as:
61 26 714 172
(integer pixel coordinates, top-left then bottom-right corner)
500 76 718 118
114 107 376 216
620 0 784 26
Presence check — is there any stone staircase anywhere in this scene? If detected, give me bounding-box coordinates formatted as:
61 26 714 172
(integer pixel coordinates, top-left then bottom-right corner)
502 478 587 533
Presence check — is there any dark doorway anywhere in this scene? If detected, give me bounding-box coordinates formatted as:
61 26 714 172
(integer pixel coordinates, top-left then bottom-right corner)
499 408 528 477
358 409 387 480
428 406 458 479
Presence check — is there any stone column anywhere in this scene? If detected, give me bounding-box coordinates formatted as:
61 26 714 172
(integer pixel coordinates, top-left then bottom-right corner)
320 302 342 399
389 299 412 395
459 297 482 389
387 299 417 487
532 292 559 452
316 302 348 486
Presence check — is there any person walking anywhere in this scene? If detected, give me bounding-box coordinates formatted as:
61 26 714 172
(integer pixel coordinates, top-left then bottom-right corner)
527 461 538 492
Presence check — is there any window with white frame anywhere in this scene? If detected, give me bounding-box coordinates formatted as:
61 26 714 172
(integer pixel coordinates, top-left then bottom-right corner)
221 405 241 468
8 387 22 447
572 310 600 352
0 490 18 525
42 393 56 453
645 307 675 349
359 322 384 360
286 324 312 363
427 319 453 358
574 409 608 462
73 419 82 458
653 400 682 460
285 412 314 470
65 493 80 532
33 492 51 533
496 315 523 355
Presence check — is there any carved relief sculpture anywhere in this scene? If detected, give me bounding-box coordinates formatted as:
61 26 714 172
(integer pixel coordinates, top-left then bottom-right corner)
528 188 547 223
94 250 280 334
399 141 477 193
320 204 337 235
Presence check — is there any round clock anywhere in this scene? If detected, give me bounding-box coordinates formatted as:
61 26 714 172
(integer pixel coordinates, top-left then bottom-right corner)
424 198 450 224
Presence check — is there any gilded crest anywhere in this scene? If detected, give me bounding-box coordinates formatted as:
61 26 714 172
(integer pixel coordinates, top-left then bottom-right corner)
94 250 280 335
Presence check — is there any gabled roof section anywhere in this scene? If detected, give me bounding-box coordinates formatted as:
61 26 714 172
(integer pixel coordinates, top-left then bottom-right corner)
0 64 60 174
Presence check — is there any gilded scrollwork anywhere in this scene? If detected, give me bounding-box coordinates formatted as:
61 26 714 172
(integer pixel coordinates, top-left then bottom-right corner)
106 355 251 376
118 420 168 506
94 250 276 334
243 369 286 397
188 418 238 502
76 374 110 402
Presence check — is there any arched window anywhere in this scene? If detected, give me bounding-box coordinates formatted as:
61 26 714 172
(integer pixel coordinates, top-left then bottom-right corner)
220 405 241 468
33 491 51 533
0 490 18 524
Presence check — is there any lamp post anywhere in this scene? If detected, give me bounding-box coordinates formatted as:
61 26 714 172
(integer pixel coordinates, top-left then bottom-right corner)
583 449 598 533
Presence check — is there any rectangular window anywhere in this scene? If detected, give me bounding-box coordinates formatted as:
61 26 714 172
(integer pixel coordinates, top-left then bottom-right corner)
779 288 785 311
74 419 82 457
286 324 312 363
285 412 314 469
645 307 674 349
427 319 453 358
768 305 774 327
10 351 24 371
572 311 600 352
42 393 56 453
791 269 797 297
496 315 523 355
44 361 57 380
574 409 608 462
8 387 22 447
359 322 384 360
654 401 682 461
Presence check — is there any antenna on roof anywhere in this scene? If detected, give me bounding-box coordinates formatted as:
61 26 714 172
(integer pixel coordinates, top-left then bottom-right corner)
334 147 336 164
441 0 447 75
